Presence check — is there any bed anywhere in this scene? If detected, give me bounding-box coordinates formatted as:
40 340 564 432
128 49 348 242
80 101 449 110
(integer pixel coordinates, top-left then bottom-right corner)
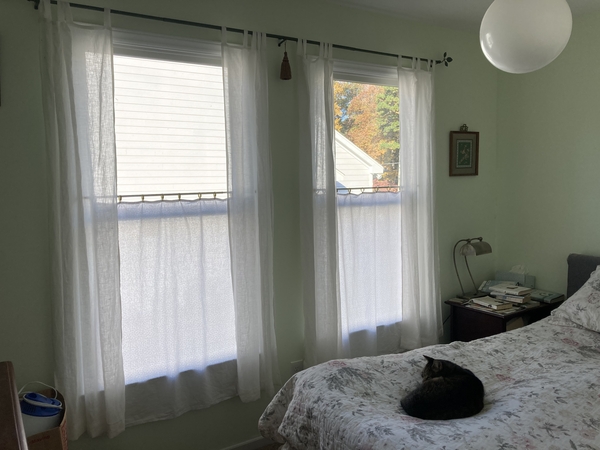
258 254 600 449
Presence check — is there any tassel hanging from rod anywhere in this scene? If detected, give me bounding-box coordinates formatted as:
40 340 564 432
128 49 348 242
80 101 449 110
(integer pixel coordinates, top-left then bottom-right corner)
280 41 292 80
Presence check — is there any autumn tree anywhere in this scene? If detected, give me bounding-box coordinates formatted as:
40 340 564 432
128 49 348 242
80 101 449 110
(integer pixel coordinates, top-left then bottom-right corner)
346 84 385 162
334 82 360 135
376 86 399 185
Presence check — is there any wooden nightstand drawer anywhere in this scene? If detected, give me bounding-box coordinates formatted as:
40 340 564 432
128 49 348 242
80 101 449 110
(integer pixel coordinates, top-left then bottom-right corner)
445 298 563 342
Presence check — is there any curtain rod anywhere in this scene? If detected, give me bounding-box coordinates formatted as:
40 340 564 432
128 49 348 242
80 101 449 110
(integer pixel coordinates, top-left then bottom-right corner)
29 0 453 67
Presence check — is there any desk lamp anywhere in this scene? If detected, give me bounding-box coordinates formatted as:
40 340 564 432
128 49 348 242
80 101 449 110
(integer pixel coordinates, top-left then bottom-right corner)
453 237 492 299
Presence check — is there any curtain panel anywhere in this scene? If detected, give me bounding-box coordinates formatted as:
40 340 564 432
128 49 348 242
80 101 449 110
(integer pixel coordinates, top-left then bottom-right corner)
398 59 443 349
39 0 125 438
337 192 403 357
297 40 345 367
222 30 280 400
118 200 239 426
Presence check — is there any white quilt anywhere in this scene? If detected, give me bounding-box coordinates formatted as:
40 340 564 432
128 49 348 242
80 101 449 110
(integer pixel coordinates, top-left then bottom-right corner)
259 317 600 449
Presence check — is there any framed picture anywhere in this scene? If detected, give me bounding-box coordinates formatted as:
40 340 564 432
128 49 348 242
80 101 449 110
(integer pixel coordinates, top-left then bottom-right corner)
449 130 479 176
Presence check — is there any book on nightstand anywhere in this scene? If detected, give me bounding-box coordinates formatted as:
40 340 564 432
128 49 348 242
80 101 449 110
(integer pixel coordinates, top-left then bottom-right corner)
464 299 541 316
472 296 514 310
479 280 533 296
491 292 532 304
528 289 565 303
489 283 533 296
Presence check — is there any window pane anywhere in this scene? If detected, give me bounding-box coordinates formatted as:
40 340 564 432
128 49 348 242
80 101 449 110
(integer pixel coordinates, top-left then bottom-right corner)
113 56 226 196
334 80 402 340
113 55 235 383
334 81 399 189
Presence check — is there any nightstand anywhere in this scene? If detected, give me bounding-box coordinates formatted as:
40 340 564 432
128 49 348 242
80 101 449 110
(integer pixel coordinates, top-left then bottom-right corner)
445 298 564 342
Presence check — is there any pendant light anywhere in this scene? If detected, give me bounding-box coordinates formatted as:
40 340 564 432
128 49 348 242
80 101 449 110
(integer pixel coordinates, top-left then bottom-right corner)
480 0 572 74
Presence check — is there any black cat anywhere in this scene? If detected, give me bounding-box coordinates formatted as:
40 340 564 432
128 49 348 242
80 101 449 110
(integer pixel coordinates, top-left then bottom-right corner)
400 355 484 420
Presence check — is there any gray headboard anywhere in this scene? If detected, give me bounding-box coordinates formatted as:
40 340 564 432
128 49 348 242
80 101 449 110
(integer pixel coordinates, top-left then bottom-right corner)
567 253 600 298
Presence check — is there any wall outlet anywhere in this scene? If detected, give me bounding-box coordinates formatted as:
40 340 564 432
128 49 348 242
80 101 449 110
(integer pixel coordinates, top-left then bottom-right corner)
290 360 304 375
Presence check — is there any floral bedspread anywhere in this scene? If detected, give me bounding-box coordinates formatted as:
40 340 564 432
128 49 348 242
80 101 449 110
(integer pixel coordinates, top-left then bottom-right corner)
259 317 600 449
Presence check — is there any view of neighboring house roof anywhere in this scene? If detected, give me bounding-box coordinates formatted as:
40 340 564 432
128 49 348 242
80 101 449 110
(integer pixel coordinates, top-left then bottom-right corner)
334 130 384 189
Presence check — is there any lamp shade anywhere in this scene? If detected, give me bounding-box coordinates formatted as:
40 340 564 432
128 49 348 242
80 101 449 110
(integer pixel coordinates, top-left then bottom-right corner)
459 240 492 257
480 0 572 74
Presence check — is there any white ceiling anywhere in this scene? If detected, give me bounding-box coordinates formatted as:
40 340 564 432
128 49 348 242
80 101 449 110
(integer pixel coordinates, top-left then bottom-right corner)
326 0 600 31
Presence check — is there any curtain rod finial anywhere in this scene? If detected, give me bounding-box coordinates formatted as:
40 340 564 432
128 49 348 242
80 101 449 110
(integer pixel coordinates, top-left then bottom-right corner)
442 53 453 67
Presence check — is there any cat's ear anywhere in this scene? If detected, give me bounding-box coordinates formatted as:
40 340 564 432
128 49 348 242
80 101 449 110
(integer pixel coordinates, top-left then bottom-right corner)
432 360 443 372
424 355 434 364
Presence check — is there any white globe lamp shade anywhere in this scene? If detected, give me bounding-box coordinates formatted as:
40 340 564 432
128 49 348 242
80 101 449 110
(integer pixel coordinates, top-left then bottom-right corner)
480 0 572 74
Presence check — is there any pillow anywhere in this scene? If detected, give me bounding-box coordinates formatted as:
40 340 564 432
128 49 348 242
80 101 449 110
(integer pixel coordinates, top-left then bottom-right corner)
552 265 600 332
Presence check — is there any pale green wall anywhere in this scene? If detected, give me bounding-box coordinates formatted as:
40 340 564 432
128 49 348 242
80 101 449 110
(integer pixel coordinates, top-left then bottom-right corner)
0 0 53 384
496 12 600 293
0 0 498 448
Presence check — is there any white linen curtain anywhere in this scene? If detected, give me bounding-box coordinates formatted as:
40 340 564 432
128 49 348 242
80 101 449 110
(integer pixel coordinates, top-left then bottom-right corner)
39 0 125 439
221 29 280 400
398 58 442 349
297 40 346 366
117 200 240 426
337 192 403 357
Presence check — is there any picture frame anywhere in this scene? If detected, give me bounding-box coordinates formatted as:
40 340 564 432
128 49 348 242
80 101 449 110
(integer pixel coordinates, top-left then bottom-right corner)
449 130 479 176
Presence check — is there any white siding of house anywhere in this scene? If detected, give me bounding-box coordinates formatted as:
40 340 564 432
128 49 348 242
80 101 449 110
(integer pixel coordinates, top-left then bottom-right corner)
335 150 373 187
114 55 226 196
334 131 384 189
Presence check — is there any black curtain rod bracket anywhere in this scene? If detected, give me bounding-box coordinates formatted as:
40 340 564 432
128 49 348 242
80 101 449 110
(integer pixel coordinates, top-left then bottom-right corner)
29 0 452 67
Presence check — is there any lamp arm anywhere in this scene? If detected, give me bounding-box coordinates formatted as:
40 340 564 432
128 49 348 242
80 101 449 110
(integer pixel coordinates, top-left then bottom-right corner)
452 239 469 296
464 255 479 293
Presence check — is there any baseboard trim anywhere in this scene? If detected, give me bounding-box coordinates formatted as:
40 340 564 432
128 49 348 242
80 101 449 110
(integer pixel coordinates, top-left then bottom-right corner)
221 436 275 450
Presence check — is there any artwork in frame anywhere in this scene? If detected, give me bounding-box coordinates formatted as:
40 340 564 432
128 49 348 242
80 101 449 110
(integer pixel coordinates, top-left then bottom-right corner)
449 125 479 176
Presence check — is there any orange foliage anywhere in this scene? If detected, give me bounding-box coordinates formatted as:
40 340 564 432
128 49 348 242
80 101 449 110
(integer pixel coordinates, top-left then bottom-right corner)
346 85 385 162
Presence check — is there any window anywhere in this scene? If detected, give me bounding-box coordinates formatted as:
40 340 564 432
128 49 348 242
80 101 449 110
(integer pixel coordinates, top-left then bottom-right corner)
113 32 236 384
333 62 403 353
